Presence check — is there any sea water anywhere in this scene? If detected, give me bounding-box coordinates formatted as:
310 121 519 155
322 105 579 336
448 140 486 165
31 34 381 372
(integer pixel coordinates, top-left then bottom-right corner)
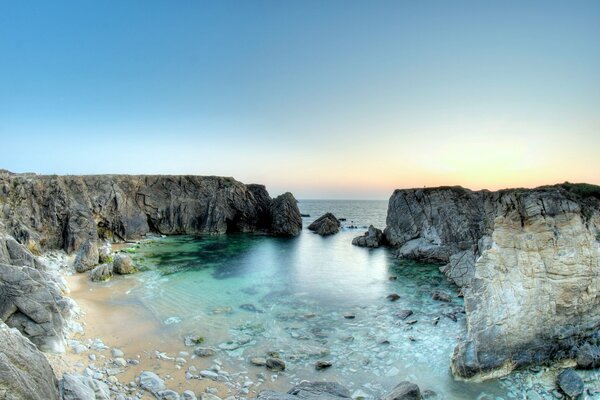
117 200 599 399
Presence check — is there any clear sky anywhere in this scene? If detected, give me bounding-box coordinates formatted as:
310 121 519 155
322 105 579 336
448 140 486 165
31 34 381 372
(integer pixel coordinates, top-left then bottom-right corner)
1 1 599 199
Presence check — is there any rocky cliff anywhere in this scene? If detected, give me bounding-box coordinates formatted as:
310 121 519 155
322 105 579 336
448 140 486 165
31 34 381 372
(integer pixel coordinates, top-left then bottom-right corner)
384 184 600 380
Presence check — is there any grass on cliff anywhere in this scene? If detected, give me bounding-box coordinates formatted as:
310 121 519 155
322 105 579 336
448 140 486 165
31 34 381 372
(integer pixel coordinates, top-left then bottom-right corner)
557 182 600 200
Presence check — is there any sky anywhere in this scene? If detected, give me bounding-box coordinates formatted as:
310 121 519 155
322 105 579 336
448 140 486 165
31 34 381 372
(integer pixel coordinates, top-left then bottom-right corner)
0 1 599 199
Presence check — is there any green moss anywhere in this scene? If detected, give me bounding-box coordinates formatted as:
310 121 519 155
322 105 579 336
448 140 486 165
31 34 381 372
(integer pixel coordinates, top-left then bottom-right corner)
193 336 205 344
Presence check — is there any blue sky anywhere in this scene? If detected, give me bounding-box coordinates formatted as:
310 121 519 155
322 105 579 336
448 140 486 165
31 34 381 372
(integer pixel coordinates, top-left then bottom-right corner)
1 1 599 198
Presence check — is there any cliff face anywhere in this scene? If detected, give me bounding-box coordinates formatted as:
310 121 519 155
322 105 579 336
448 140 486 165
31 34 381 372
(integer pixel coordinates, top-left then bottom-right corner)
384 184 600 380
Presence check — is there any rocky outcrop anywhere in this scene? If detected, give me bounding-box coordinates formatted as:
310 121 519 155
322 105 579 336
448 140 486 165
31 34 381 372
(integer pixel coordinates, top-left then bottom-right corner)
0 263 71 352
352 225 385 248
270 193 302 236
308 213 341 236
0 321 59 400
385 184 600 380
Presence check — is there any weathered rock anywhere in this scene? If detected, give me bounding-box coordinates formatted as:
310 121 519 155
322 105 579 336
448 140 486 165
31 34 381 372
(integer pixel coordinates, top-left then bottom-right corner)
386 184 600 380
352 225 385 248
139 371 166 393
60 374 110 400
98 241 112 263
250 357 267 366
113 254 135 274
382 381 421 400
266 357 286 371
556 368 584 399
0 234 45 269
431 291 451 302
387 293 400 302
0 263 70 352
89 263 113 282
0 321 59 400
315 360 333 370
270 192 302 236
194 347 216 357
308 213 341 236
158 390 181 400
257 382 351 400
74 239 99 272
576 342 600 369
182 391 198 400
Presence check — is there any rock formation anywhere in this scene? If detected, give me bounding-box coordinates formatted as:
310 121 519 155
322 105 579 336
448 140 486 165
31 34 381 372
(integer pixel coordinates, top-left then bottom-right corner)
384 184 600 380
308 213 341 236
352 225 385 248
0 320 59 400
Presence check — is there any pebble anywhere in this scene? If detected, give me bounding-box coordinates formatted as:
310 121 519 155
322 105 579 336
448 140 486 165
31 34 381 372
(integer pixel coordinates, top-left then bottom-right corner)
111 348 124 358
315 360 333 370
200 370 219 380
113 357 127 367
250 357 267 366
266 357 286 371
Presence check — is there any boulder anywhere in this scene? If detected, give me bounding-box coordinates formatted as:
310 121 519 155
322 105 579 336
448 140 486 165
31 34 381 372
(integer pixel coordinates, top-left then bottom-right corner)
270 193 302 236
382 381 422 400
556 368 584 399
308 213 341 236
576 342 600 369
257 381 351 400
98 241 112 263
59 374 110 400
89 263 113 282
113 254 135 274
0 263 70 352
0 321 59 400
352 225 385 248
266 357 286 371
74 239 99 273
139 371 166 393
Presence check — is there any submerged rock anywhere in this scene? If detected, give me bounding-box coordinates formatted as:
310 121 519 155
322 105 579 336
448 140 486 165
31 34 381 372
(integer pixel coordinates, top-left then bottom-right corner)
315 360 333 370
266 357 286 371
556 368 584 399
113 254 135 275
0 321 59 400
382 381 421 400
352 225 385 248
308 213 341 236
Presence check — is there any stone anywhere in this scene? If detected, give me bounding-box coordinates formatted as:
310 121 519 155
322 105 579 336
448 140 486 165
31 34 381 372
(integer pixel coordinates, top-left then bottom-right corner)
352 225 385 248
556 368 584 399
98 241 112 263
139 371 166 393
158 390 182 400
251 357 267 366
315 360 333 370
387 293 400 302
194 347 217 357
183 391 198 400
60 374 110 400
270 192 303 236
200 370 219 380
240 303 264 313
576 342 600 369
89 263 113 282
382 381 421 400
113 254 135 274
266 357 286 371
74 239 99 273
288 381 351 398
111 348 124 358
0 321 59 400
431 291 451 302
394 310 413 320
308 213 341 236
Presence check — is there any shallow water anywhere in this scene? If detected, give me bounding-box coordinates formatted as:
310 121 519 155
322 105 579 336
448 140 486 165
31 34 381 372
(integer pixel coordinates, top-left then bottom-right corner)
108 200 598 399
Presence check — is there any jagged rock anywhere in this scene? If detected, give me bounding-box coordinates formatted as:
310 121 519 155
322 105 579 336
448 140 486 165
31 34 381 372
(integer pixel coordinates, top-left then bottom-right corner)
386 185 600 380
270 193 302 236
308 213 340 236
0 263 70 352
60 373 110 400
139 371 165 393
113 254 135 274
0 234 45 269
382 381 422 400
74 239 99 273
89 263 112 282
556 368 584 399
0 321 59 400
352 225 385 247
576 342 600 369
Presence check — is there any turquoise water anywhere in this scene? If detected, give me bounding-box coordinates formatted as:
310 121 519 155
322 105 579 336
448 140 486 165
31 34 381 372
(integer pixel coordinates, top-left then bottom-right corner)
118 200 592 399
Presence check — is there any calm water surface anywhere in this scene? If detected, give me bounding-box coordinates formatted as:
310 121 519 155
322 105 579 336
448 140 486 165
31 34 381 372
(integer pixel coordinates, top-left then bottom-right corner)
113 200 596 399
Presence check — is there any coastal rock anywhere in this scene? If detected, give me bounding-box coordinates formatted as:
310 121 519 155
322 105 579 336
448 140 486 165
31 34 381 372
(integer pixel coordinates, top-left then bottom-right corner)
60 374 110 400
139 371 166 393
0 321 59 400
266 357 286 371
386 184 600 380
270 192 302 236
308 213 341 236
89 263 113 282
556 368 584 399
257 381 351 400
0 234 45 269
113 254 135 274
382 381 422 400
158 390 182 400
98 241 112 263
74 239 99 273
194 347 217 357
576 342 600 369
0 263 70 352
352 225 385 248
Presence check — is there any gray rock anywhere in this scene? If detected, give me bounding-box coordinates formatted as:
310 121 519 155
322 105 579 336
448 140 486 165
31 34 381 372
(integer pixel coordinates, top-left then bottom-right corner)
74 239 99 273
250 357 267 366
431 291 451 302
182 391 198 400
288 381 351 398
158 390 181 400
0 263 70 352
98 241 112 263
308 213 341 236
0 321 59 400
89 263 113 282
556 368 584 399
270 192 302 236
382 381 421 400
266 357 286 371
113 254 135 275
139 371 166 393
576 342 600 369
194 347 217 357
352 225 385 248
315 360 333 370
60 373 110 400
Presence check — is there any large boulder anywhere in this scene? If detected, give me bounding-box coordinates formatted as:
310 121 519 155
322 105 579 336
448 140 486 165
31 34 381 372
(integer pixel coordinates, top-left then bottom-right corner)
556 368 584 399
59 374 110 400
89 263 113 282
73 239 99 273
382 381 421 400
0 263 70 352
308 213 340 236
0 321 59 400
352 225 385 247
576 342 600 369
270 193 302 236
113 254 135 274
